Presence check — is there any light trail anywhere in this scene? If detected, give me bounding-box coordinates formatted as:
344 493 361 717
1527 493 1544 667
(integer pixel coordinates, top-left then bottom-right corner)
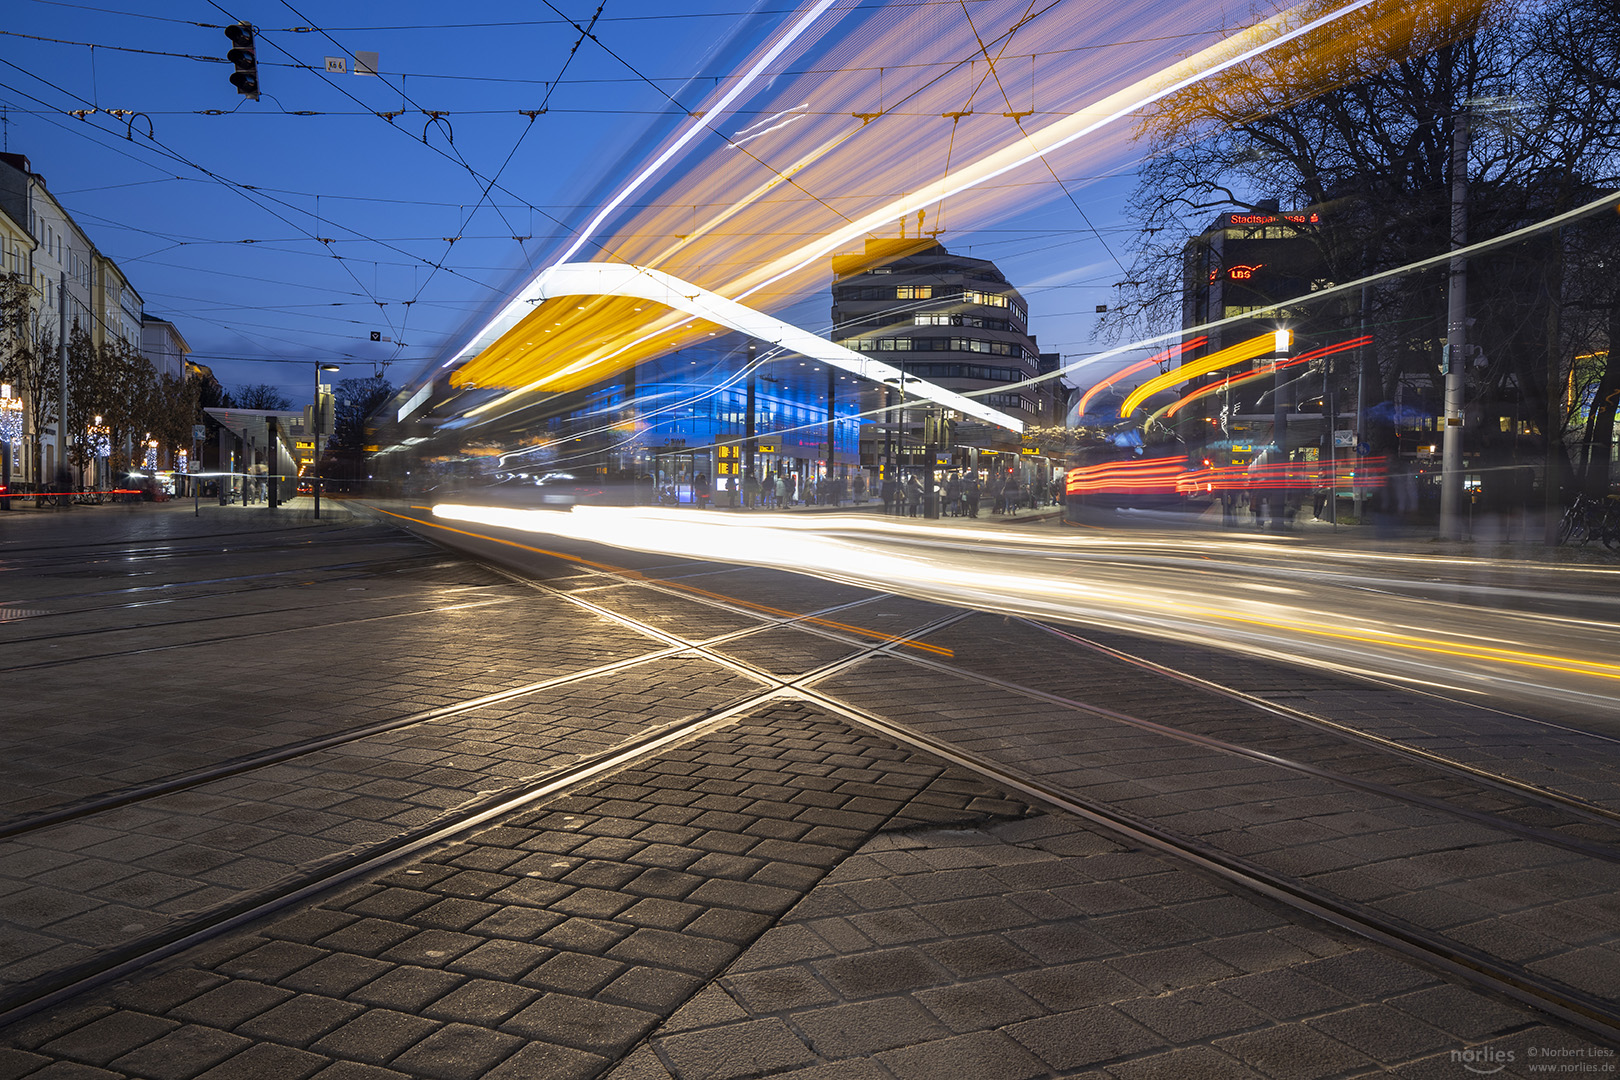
445 0 1492 403
459 262 1023 430
426 503 1620 721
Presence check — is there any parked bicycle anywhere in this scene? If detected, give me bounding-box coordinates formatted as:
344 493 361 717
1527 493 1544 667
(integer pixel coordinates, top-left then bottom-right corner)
1557 492 1620 550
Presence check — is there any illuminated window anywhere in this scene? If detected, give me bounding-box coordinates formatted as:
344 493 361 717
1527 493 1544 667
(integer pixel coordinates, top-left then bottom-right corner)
896 285 933 300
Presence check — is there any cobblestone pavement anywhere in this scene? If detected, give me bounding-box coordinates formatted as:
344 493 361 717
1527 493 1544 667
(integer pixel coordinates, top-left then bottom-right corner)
1 503 1616 1079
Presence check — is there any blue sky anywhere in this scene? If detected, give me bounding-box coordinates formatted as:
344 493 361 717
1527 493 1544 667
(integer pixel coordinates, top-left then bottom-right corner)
2 0 1162 407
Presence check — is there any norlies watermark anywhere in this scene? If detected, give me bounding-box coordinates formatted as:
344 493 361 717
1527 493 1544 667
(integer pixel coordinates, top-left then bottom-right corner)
1451 1045 1618 1075
1453 1047 1515 1074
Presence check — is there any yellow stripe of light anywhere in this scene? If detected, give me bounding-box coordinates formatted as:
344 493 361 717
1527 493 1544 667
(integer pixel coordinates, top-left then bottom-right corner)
1120 333 1277 417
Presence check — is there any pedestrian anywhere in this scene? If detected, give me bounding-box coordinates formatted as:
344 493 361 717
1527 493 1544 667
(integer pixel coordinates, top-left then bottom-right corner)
882 474 900 515
852 471 867 504
775 473 786 508
694 471 711 509
965 473 981 517
743 472 760 509
725 475 737 508
945 472 963 517
786 472 798 506
905 475 923 517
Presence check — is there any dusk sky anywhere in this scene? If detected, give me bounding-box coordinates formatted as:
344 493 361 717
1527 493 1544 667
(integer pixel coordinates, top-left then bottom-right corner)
0 0 1212 407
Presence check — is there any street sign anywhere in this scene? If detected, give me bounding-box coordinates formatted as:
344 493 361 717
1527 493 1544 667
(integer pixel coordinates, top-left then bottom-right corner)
1333 429 1356 447
757 443 777 454
354 51 379 76
1356 442 1370 455
324 57 347 73
192 424 206 441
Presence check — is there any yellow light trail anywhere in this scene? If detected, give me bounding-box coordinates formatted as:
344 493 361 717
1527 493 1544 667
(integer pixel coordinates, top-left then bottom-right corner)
1119 333 1276 417
448 0 1494 403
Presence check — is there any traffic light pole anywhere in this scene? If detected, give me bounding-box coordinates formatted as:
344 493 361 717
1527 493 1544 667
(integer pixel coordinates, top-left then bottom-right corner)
1438 109 1469 541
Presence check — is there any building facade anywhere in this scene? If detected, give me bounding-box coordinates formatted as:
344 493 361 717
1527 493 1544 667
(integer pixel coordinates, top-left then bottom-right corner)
0 151 163 491
828 238 1060 486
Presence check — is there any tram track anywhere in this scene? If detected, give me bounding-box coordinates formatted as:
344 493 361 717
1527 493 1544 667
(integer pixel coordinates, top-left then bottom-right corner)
8 509 1618 1051
1040 623 1620 827
382 511 1620 1042
0 565 968 1026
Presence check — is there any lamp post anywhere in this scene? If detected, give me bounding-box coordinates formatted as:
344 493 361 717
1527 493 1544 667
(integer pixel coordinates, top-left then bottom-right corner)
314 363 339 518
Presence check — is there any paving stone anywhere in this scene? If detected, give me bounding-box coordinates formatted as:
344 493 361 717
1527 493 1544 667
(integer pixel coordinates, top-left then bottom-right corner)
813 948 950 999
1104 1043 1258 1080
1215 1023 1376 1080
722 968 838 1014
1006 1006 1161 1070
914 978 1045 1033
41 1013 177 1066
483 1042 609 1080
386 1023 523 1080
280 953 393 996
502 994 658 1054
658 1018 817 1080
877 1029 1047 1080
794 997 949 1056
522 951 625 995
1306 1003 1451 1059
169 980 293 1028
236 993 365 1045
310 1009 440 1066
599 966 705 1012
194 1041 331 1080
348 966 464 1012
109 1024 251 1079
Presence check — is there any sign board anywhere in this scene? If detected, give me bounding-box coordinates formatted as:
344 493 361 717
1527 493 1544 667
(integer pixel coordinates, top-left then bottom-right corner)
756 443 777 454
1020 447 1039 456
192 424 207 441
354 51 379 76
716 445 738 460
1333 429 1356 447
324 57 347 73
717 462 738 476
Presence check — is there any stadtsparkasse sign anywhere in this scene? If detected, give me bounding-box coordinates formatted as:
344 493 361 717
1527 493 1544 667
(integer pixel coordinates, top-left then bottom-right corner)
1225 212 1321 225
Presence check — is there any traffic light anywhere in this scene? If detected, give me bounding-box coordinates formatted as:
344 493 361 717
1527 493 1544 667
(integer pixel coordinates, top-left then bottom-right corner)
225 22 260 100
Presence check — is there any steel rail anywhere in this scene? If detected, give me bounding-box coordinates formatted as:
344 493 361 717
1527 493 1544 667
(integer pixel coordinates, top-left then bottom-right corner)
1041 623 1620 826
791 687 1620 1047
0 584 968 1028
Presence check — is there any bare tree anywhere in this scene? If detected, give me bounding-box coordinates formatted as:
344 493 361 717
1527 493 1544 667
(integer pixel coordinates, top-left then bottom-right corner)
1105 0 1620 485
233 383 293 411
0 272 59 494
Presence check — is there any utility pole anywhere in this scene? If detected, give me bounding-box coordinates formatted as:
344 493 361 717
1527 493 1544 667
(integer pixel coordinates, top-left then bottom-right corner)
1354 285 1368 520
825 364 835 493
744 343 757 506
1271 328 1292 530
1439 107 1469 540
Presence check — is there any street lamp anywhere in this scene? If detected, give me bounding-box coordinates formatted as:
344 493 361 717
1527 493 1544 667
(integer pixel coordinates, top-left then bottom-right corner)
314 363 340 517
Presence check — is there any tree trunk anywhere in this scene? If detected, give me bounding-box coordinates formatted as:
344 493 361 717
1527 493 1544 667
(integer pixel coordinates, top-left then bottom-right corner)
1580 297 1620 495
